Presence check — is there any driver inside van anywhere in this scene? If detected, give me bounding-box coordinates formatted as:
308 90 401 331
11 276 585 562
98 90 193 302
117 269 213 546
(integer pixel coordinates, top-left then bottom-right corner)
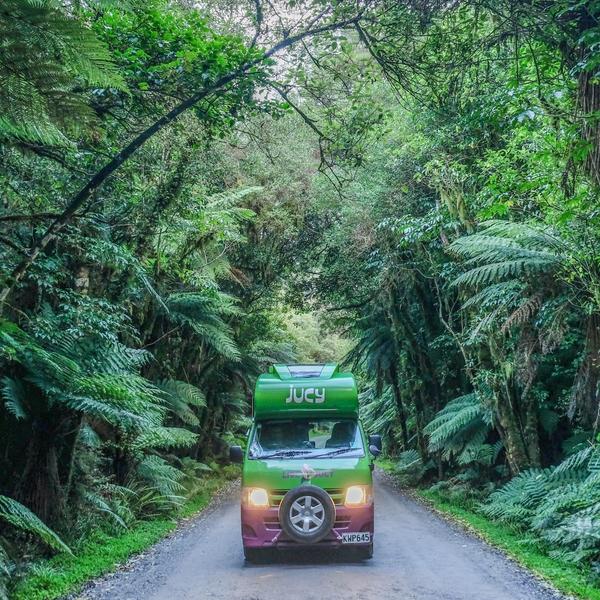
325 421 356 448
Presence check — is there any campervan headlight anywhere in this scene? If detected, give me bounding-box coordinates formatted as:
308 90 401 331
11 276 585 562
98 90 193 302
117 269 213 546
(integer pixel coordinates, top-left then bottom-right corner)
242 487 269 508
345 485 372 506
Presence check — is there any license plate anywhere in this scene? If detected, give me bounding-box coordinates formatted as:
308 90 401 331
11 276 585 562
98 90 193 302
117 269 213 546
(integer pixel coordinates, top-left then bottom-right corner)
341 532 371 544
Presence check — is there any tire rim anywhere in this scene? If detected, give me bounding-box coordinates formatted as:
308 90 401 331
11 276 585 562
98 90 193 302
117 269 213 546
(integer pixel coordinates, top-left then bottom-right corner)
289 495 325 534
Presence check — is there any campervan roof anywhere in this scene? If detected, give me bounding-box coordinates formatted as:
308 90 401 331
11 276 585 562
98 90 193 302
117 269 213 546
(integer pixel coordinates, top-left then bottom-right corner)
254 363 358 419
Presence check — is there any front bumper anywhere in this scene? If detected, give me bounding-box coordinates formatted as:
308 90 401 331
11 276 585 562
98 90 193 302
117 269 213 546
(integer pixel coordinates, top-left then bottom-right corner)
241 503 374 549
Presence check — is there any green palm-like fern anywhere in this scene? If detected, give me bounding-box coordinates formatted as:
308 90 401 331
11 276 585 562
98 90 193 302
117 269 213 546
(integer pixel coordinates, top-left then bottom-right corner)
0 0 125 145
166 291 241 361
347 312 407 443
0 495 69 553
132 426 198 452
0 323 164 430
424 393 497 465
136 455 186 502
483 444 600 563
0 494 70 599
158 379 206 427
359 387 399 440
450 221 563 288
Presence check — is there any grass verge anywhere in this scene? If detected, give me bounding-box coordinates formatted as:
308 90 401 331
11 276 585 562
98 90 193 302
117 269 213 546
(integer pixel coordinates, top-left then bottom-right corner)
378 464 599 600
418 490 599 600
12 474 234 600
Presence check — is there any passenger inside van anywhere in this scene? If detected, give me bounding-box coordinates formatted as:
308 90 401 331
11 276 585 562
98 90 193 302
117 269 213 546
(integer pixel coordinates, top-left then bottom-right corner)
325 421 356 448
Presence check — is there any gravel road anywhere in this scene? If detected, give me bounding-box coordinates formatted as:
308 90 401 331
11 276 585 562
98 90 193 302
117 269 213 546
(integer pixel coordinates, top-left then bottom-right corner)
77 472 565 600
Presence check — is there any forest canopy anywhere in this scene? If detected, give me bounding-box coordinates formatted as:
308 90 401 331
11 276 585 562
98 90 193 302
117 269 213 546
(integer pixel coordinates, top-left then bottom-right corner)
1 0 600 596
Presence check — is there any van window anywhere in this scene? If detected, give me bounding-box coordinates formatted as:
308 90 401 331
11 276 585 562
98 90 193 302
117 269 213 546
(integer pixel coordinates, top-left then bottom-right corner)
249 418 364 459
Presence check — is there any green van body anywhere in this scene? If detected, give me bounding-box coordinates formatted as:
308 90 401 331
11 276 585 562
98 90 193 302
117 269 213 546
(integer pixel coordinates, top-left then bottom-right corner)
238 364 375 560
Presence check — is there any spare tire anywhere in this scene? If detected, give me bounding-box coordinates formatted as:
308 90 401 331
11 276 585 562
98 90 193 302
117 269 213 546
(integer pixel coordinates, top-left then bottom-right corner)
279 485 335 544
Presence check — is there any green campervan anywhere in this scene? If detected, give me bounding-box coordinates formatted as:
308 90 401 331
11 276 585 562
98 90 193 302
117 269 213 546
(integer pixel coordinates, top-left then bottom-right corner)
229 363 381 562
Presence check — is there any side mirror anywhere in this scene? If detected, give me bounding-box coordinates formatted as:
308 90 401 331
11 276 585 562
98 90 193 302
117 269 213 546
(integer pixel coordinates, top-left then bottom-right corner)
368 434 382 452
369 444 381 457
229 445 244 464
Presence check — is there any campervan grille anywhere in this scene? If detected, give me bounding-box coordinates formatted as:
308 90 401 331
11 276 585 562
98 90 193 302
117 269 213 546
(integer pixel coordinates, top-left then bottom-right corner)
269 488 344 507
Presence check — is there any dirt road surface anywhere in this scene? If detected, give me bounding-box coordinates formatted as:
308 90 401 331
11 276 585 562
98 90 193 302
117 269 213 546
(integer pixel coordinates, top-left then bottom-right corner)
78 473 565 600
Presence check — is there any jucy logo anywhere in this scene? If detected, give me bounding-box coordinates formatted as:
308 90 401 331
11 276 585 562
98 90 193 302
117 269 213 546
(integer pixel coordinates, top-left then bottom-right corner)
285 386 326 404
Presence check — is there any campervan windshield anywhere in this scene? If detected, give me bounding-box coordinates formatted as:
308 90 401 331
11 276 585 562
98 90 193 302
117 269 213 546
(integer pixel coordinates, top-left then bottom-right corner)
249 418 364 459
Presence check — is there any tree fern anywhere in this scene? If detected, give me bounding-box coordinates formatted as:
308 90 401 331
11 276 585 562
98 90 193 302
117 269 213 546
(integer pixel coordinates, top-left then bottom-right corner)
0 377 27 420
0 322 165 430
80 490 128 530
483 469 551 522
483 443 600 564
132 426 198 452
0 0 125 145
450 221 562 289
0 542 11 600
0 495 70 554
359 387 399 440
158 379 206 427
135 456 186 506
166 291 241 361
425 393 495 466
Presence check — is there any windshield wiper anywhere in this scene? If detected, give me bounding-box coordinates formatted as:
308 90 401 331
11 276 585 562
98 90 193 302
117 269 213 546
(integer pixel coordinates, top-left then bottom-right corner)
308 447 361 459
254 449 313 460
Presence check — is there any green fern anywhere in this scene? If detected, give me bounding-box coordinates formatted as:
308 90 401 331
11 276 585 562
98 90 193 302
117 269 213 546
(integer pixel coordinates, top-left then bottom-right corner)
80 490 128 530
450 221 562 289
424 393 496 466
0 495 70 554
0 542 11 600
1 377 27 420
158 379 206 427
166 291 241 361
0 495 71 600
483 444 600 564
359 387 400 440
0 322 165 430
0 0 125 145
135 456 186 507
132 426 198 452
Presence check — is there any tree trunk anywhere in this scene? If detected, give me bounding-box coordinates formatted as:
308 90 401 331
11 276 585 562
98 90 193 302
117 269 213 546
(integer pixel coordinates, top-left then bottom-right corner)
415 389 428 461
389 364 409 449
16 422 64 523
494 388 533 474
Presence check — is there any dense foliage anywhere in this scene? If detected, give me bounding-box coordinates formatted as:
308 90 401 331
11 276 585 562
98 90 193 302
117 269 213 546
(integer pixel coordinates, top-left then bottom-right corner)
296 0 600 580
0 1 355 595
2 0 600 595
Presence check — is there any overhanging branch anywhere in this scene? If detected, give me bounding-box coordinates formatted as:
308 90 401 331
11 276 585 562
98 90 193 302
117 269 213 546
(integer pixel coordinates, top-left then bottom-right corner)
0 7 368 307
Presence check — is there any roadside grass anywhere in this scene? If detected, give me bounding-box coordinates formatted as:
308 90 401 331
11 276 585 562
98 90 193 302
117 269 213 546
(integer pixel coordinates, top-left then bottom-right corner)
418 490 600 600
12 472 237 600
378 463 599 600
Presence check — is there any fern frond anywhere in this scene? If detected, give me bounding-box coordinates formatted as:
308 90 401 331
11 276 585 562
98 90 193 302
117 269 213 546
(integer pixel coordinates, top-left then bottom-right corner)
166 291 241 360
453 257 557 287
1 377 28 420
158 379 206 426
132 427 198 451
136 456 186 498
81 490 128 530
0 495 70 554
551 446 595 477
0 0 126 145
425 393 491 458
478 220 566 252
501 293 543 333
